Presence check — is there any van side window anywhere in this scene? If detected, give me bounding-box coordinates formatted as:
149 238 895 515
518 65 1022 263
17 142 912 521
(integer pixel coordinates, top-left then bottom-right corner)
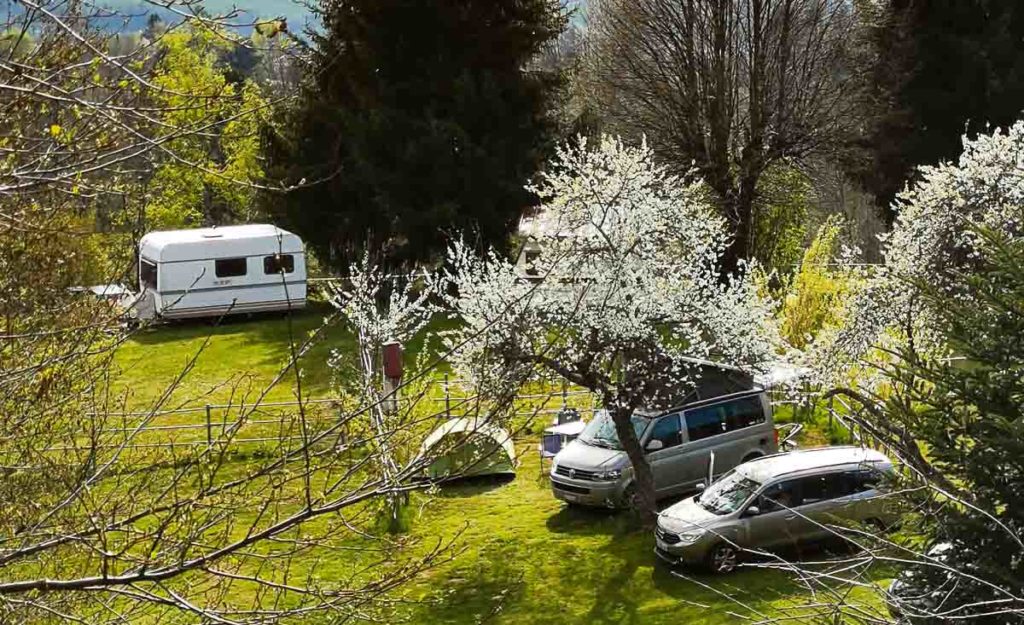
648 414 682 449
724 396 766 432
215 257 248 278
140 259 157 290
684 405 726 441
264 254 295 275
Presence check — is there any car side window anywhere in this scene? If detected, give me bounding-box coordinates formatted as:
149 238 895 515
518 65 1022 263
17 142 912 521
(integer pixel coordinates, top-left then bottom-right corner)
757 479 802 513
648 414 682 449
684 405 726 441
848 469 883 493
824 472 858 499
799 474 832 505
724 396 766 432
797 472 860 504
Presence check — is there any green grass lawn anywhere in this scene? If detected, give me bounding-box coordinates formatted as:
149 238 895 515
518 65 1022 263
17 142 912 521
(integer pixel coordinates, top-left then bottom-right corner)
112 303 349 407
111 308 894 624
399 449 890 625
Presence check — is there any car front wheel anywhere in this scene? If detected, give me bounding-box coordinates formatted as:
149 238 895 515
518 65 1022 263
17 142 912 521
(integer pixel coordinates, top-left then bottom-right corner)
707 543 739 574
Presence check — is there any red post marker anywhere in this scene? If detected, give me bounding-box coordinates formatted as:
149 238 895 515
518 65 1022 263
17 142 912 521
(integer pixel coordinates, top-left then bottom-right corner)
382 341 403 380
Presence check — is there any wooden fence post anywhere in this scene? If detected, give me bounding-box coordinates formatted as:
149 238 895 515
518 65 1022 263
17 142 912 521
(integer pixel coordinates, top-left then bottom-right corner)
206 404 213 446
444 374 450 418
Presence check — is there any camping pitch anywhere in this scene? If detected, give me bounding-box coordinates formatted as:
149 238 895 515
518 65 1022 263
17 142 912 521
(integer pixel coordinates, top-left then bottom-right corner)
418 418 516 481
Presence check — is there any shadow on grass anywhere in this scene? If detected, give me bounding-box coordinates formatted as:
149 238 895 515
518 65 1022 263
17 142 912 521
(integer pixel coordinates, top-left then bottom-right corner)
582 546 645 624
434 473 516 498
421 540 526 624
646 537 895 615
545 504 639 537
130 304 335 345
544 491 698 539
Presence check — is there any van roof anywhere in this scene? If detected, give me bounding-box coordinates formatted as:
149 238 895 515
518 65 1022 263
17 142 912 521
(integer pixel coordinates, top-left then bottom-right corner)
737 446 892 483
140 224 304 262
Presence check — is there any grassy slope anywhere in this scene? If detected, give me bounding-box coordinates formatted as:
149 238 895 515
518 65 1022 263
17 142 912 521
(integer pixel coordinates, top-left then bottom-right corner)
112 304 348 407
112 308 891 624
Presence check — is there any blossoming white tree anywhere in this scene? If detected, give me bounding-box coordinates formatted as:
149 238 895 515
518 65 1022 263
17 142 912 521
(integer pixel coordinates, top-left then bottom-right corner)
792 122 1024 625
819 120 1024 390
443 136 779 520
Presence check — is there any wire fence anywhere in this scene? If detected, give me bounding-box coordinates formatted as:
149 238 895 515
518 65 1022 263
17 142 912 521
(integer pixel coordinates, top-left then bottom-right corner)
53 375 599 454
54 375 853 457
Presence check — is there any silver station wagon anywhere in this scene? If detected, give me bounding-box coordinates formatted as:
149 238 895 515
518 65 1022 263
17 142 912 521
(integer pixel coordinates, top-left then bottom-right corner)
654 446 897 573
550 389 777 508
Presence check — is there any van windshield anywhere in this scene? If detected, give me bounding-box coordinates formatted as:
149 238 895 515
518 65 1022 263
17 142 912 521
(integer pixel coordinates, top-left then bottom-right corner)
697 470 762 515
578 410 648 450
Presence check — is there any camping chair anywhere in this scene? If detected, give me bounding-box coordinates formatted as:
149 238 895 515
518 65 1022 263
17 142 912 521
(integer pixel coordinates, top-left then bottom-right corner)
538 418 586 471
539 432 563 471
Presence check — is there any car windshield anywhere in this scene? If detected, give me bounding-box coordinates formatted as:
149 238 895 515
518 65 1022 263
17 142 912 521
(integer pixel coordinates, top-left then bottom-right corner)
578 410 648 450
696 470 762 515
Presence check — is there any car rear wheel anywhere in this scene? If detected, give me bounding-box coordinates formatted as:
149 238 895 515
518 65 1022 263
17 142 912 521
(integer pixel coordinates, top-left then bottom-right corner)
707 543 739 574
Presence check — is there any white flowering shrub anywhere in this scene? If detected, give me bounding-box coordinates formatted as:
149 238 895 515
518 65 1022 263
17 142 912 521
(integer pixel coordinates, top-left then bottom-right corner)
443 136 780 515
327 254 442 530
818 121 1024 387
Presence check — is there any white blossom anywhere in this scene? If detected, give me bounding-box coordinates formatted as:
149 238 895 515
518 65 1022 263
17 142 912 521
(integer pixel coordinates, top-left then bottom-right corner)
819 121 1024 387
443 135 780 405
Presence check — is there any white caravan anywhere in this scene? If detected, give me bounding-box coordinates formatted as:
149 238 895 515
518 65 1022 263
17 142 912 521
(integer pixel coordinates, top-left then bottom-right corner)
135 224 307 320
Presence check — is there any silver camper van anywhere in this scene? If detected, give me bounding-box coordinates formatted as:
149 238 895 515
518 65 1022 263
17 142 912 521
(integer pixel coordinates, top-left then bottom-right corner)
133 224 306 321
550 388 777 508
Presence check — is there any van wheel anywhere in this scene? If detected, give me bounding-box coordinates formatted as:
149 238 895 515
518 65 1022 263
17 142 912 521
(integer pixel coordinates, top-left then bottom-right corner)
707 543 739 574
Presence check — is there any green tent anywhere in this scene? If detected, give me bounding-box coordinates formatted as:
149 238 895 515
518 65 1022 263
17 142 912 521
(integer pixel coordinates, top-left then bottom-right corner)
418 418 516 481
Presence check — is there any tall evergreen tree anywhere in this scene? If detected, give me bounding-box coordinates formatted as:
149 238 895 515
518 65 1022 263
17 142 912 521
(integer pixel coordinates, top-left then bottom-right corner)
267 0 566 271
857 0 1024 221
844 223 1024 623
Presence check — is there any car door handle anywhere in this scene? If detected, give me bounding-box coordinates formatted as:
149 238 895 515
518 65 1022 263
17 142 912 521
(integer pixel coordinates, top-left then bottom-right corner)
784 515 796 521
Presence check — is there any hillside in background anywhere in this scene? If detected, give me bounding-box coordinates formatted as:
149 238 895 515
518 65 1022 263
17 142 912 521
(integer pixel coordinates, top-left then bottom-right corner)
2 1 584 34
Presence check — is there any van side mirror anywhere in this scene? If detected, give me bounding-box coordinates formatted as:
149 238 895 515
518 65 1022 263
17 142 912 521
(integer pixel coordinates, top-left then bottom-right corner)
695 482 706 492
645 439 664 452
744 506 760 517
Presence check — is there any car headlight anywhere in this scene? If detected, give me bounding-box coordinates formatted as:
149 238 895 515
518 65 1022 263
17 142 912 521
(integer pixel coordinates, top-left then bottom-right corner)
597 469 621 480
676 531 705 545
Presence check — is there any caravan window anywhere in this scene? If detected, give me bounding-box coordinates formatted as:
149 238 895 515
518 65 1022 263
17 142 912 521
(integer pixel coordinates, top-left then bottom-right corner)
215 257 248 278
140 259 157 290
263 254 295 275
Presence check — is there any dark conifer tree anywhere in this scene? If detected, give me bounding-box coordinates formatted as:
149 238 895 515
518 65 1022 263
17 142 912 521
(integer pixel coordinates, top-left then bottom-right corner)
857 1 1024 221
267 0 566 271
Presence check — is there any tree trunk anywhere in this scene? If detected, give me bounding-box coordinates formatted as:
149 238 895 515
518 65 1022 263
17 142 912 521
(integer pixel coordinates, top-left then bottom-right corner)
718 183 757 276
609 406 657 526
